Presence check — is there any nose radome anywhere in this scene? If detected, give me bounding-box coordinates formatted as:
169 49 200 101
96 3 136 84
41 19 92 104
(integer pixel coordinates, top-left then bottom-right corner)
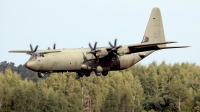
25 61 35 70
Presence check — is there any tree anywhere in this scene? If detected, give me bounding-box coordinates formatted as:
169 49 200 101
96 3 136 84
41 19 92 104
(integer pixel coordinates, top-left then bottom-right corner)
101 89 120 112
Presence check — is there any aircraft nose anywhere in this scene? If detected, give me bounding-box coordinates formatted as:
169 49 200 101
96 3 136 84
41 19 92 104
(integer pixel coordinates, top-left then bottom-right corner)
25 61 35 70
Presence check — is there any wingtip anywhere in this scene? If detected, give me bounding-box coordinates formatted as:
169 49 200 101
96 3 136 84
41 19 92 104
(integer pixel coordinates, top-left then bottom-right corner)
183 46 191 48
159 46 191 49
167 41 178 43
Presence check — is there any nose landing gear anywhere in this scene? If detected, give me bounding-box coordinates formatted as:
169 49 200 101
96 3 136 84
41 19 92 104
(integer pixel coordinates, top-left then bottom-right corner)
38 72 44 78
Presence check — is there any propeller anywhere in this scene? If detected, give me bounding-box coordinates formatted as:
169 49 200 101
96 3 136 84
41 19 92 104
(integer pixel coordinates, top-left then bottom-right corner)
87 42 100 56
87 42 101 62
48 43 56 50
108 38 121 55
27 44 38 55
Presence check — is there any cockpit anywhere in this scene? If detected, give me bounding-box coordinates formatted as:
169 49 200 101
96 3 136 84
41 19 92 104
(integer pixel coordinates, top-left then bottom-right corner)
29 52 45 60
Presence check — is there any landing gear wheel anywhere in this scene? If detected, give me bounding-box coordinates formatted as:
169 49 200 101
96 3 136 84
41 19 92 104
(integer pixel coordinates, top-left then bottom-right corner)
95 72 102 76
78 72 84 77
102 71 108 76
85 73 90 77
38 72 45 78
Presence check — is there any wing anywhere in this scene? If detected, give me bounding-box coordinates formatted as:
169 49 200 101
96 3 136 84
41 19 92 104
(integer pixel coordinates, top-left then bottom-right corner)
9 50 61 54
9 50 30 53
127 41 189 53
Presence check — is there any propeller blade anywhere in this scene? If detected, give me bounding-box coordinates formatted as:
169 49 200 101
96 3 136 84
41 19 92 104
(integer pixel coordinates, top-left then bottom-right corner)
90 51 95 54
87 41 99 60
114 38 117 47
30 44 33 51
94 41 97 50
33 45 38 52
108 39 121 55
53 43 56 49
109 41 114 48
116 45 122 49
88 43 93 50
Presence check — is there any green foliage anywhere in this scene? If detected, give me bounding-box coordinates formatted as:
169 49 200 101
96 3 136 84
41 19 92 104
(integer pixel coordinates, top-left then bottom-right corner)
0 61 200 111
0 61 39 81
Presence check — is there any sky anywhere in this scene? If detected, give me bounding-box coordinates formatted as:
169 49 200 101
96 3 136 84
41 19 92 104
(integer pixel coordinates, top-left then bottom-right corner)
0 0 200 66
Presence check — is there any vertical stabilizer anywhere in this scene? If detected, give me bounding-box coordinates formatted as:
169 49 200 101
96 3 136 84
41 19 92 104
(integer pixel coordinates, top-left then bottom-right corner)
142 7 166 47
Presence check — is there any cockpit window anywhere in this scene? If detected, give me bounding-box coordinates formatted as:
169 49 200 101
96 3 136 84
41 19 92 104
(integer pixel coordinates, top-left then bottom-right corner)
29 52 44 60
38 53 44 57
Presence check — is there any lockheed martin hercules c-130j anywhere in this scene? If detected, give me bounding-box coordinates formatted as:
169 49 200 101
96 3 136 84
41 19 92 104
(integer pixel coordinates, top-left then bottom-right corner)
9 8 189 78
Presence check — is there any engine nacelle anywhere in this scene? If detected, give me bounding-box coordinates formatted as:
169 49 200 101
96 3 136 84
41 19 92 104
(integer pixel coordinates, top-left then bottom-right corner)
117 46 130 55
96 48 108 58
81 64 92 70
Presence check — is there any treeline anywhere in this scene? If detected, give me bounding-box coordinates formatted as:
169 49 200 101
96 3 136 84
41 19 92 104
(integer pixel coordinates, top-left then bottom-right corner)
0 61 39 81
0 61 200 111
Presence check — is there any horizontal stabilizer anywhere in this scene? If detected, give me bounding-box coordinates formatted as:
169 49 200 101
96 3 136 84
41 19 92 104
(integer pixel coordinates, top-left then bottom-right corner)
129 41 177 48
158 46 190 49
127 41 189 53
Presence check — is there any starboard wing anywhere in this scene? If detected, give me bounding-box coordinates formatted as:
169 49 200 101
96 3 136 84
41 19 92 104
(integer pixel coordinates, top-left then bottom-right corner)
9 50 61 54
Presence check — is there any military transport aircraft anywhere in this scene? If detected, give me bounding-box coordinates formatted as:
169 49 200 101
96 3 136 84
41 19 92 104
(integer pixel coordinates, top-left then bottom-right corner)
9 8 189 78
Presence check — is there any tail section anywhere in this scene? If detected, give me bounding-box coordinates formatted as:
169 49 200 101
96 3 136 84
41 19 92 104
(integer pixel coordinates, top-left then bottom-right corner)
142 7 166 47
136 7 189 60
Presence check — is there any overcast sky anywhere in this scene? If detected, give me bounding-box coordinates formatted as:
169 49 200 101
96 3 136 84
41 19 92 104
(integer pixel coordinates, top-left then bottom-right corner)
0 0 199 66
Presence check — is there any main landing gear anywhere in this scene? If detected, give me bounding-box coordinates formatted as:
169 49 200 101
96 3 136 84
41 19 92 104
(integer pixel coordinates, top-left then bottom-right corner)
78 72 91 77
95 72 101 76
95 71 108 76
102 71 108 76
78 71 109 77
